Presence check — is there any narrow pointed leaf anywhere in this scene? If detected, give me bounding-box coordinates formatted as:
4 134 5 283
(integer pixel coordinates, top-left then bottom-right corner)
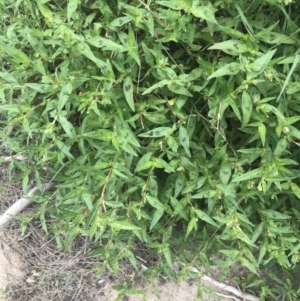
194 209 218 227
123 76 135 111
163 246 173 269
179 126 191 157
67 0 80 22
111 221 142 231
232 168 261 182
191 5 217 24
146 195 165 210
150 209 164 230
241 92 253 127
82 129 113 141
208 62 241 79
258 123 266 146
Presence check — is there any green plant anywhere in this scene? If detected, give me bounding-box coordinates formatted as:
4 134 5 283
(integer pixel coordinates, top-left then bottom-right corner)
0 288 7 298
1 0 300 299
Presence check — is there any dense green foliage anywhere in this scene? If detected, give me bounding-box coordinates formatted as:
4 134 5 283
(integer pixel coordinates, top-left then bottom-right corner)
1 0 300 299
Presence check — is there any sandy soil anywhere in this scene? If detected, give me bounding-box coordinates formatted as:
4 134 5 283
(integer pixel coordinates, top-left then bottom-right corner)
0 232 26 301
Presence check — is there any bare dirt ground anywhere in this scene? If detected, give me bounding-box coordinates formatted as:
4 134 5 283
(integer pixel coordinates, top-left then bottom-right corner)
0 224 238 301
0 155 251 301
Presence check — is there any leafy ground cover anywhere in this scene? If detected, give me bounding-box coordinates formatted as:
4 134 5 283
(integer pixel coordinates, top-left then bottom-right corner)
1 0 300 300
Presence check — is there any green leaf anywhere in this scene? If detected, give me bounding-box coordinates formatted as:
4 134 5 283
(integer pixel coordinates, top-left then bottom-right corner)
110 16 132 28
168 83 193 97
232 168 261 182
150 209 164 230
174 173 185 198
251 222 264 243
142 43 154 66
123 76 135 112
258 123 266 146
208 40 248 56
138 127 173 137
111 221 142 231
34 59 46 75
67 0 80 22
22 173 29 194
239 256 259 275
36 0 53 23
22 118 30 133
163 246 173 269
227 96 241 120
234 4 253 35
86 36 127 52
127 251 137 271
291 183 300 199
261 104 285 120
247 49 277 79
167 136 178 153
220 161 231 185
77 42 105 67
142 80 169 95
185 217 197 239
6 46 30 65
277 53 299 102
274 138 288 157
146 195 165 210
218 25 247 40
188 67 203 81
152 158 175 172
190 5 218 24
127 26 140 66
233 226 257 247
286 82 300 94
256 31 295 45
181 156 196 171
258 241 267 264
179 126 191 157
113 169 129 180
82 129 113 141
261 210 291 220
58 82 73 112
57 116 76 140
118 128 140 147
194 209 218 227
143 112 169 124
119 141 138 156
135 152 152 168
157 1 183 10
82 192 93 210
56 140 74 159
191 190 217 199
241 92 253 127
238 148 264 155
25 83 52 93
208 62 241 79
135 161 153 172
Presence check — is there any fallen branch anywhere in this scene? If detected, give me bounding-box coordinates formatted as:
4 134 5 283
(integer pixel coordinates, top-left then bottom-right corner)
1 155 28 162
187 266 259 301
0 183 54 228
216 293 241 301
203 275 259 301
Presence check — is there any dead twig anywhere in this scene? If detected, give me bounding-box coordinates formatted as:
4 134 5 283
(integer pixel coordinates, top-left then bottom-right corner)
1 155 28 162
186 266 259 301
0 183 54 228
